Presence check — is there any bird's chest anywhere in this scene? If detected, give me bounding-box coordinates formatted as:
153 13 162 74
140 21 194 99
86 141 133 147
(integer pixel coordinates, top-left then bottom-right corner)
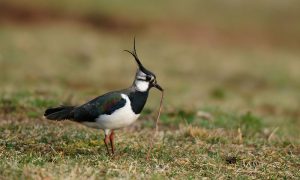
128 91 149 114
95 95 140 129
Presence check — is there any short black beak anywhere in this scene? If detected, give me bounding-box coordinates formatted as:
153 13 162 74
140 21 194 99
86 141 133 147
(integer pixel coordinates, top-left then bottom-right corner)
153 83 163 91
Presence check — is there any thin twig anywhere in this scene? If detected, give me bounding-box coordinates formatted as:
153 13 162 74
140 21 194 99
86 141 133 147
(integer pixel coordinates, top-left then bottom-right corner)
146 91 164 160
268 127 278 142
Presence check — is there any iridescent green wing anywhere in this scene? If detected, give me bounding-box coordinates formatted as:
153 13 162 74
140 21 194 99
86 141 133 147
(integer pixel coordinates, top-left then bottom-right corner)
73 92 126 122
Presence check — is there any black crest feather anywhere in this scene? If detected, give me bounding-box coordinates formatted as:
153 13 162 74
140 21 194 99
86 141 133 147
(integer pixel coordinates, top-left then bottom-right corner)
124 37 145 70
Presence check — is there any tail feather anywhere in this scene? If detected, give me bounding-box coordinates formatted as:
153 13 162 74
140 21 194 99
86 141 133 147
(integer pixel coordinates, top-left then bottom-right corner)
44 106 75 120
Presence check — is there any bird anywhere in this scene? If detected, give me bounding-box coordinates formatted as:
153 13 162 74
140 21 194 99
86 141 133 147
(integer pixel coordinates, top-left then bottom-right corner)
44 38 163 155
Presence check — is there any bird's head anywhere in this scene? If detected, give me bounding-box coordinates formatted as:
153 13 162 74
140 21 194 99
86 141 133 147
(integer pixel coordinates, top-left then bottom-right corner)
125 38 163 92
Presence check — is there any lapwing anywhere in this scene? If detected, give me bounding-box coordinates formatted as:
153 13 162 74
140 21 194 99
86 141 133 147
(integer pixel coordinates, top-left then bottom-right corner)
44 39 163 155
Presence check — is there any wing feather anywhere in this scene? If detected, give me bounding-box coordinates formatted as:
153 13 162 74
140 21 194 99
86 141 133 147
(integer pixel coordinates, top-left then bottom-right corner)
73 92 126 122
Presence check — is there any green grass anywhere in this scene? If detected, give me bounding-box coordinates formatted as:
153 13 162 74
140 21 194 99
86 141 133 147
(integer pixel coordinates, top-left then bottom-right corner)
0 114 299 179
0 92 299 178
0 0 300 179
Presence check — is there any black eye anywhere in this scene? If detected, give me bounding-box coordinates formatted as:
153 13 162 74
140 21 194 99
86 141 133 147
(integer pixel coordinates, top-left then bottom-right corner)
146 76 151 81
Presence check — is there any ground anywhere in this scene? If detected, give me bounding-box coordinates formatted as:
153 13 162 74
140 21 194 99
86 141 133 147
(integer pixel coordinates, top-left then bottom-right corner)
0 0 300 179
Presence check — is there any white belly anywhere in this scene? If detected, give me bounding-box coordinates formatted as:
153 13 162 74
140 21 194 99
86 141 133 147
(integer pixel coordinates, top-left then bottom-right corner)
82 94 140 130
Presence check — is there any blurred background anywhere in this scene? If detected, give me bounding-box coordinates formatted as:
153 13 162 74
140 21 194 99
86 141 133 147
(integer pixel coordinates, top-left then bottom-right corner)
0 0 300 139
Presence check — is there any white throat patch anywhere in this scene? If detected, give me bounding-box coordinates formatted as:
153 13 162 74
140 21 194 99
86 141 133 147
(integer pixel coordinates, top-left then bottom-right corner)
135 80 149 92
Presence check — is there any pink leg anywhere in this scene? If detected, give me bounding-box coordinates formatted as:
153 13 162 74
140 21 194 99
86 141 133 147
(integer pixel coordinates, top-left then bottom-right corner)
109 130 115 154
104 134 110 155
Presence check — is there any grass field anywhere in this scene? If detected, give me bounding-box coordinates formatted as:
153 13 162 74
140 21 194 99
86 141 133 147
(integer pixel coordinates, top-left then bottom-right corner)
0 0 300 179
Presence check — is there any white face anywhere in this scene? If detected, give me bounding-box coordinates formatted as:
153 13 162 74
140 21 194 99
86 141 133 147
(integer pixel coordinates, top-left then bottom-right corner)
135 80 150 92
134 70 152 92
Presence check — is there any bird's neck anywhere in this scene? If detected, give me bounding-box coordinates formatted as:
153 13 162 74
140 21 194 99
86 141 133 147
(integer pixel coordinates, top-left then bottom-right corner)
124 78 150 114
127 90 149 114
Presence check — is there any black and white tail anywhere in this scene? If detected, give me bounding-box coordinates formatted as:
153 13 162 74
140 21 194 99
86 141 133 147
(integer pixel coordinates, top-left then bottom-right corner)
44 106 75 120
